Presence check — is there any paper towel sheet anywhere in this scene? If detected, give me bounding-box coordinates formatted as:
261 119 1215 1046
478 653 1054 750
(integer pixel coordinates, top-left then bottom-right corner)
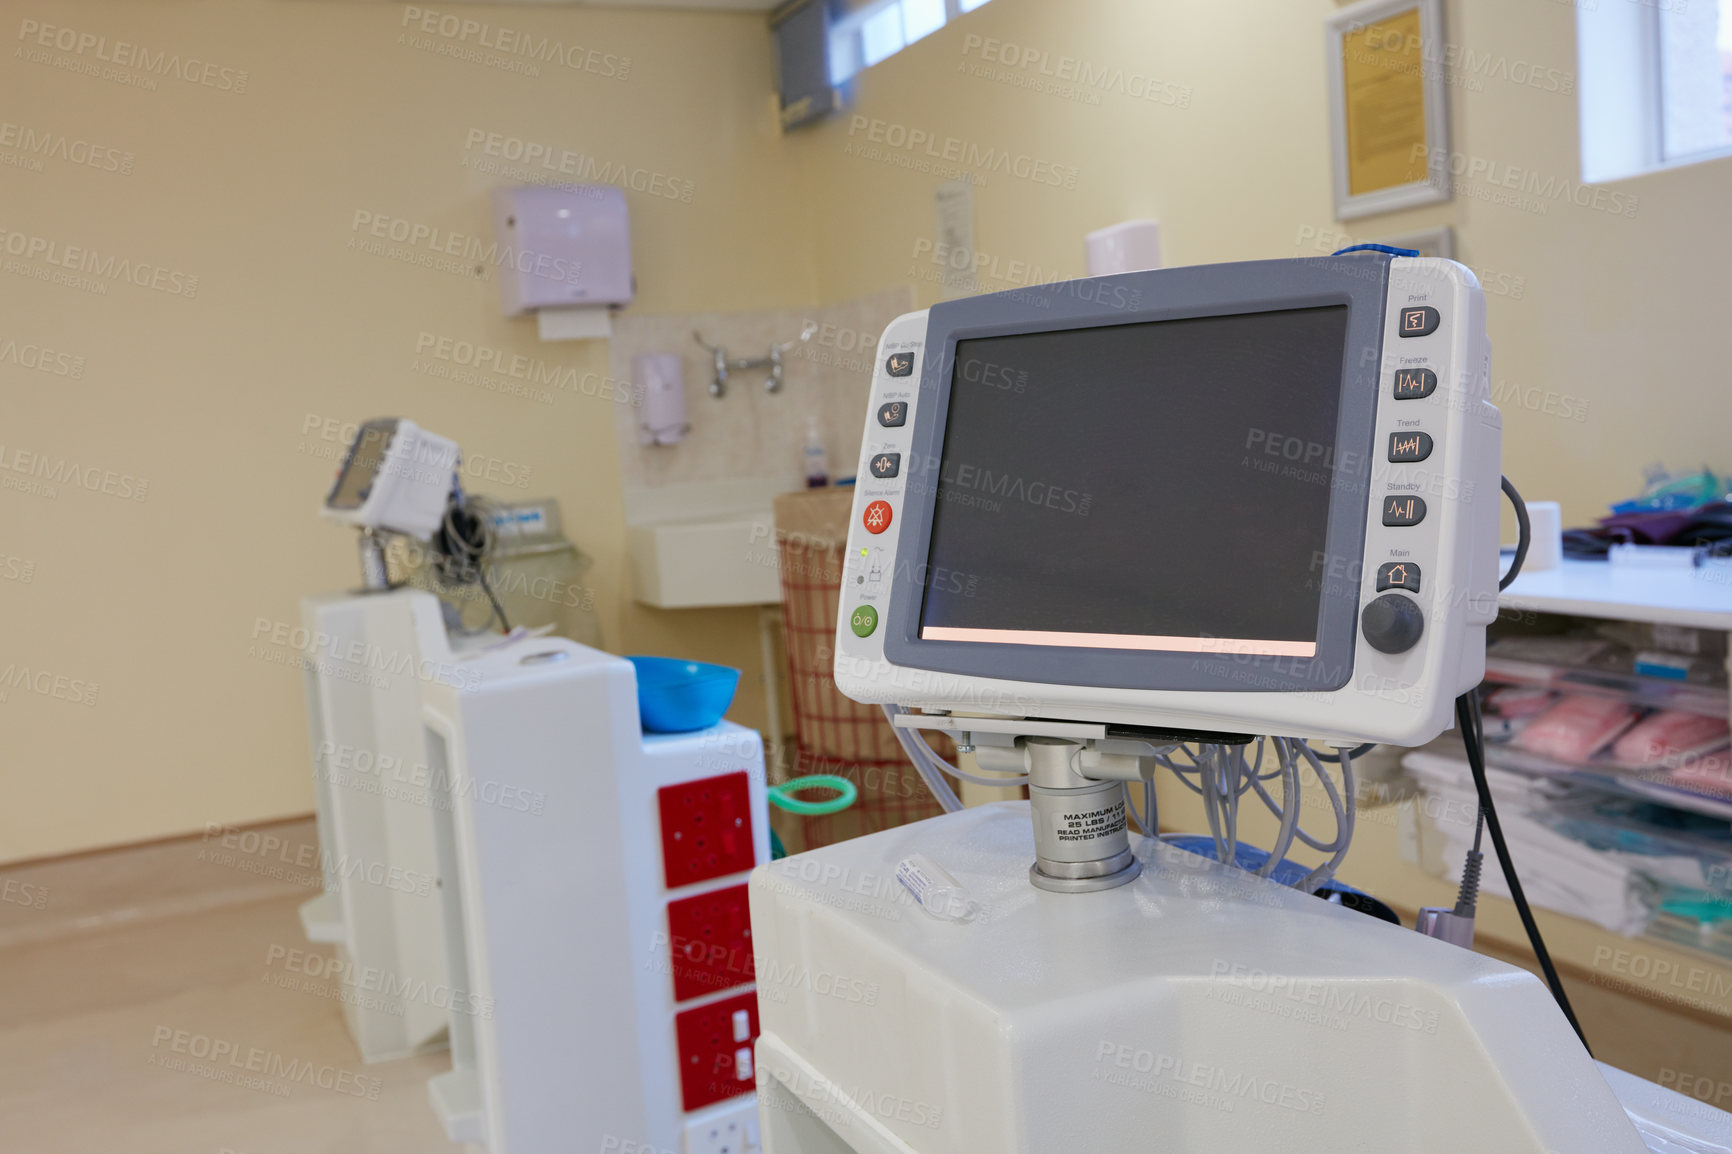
537 306 612 341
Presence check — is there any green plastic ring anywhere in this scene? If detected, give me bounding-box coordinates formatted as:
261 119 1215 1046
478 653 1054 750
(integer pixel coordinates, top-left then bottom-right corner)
768 774 859 816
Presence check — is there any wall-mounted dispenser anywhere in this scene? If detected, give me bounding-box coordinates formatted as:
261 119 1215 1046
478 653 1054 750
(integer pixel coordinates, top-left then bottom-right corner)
636 353 689 446
1085 219 1162 276
492 184 633 341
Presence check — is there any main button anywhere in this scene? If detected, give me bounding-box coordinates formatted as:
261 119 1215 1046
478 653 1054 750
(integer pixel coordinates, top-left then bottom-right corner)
1392 368 1437 400
877 401 907 428
1399 306 1440 337
869 452 901 479
1376 561 1422 592
849 604 879 638
863 500 893 534
885 352 915 377
1382 495 1427 526
1388 431 1434 461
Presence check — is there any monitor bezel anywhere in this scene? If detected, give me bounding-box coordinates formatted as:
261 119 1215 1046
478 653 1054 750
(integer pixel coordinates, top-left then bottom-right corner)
882 257 1390 694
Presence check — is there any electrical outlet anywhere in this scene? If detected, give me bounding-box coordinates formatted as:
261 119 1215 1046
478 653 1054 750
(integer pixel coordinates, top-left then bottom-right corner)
658 773 756 888
682 1097 761 1154
665 883 753 1002
675 990 759 1112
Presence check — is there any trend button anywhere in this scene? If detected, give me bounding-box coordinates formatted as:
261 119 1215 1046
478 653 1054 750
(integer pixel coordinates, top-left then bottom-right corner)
863 500 893 534
1388 431 1434 461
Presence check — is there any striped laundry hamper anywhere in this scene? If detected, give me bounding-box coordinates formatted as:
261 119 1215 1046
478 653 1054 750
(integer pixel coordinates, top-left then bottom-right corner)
771 488 951 854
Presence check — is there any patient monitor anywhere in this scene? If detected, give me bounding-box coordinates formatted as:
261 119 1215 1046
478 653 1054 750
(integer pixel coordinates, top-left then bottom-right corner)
319 416 459 542
746 256 1732 1153
834 255 1501 749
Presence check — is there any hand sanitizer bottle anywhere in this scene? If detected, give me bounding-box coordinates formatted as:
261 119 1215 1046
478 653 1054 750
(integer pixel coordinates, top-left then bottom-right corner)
803 415 828 488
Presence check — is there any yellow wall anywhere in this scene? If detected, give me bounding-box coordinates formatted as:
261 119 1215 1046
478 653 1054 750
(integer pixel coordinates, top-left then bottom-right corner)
7 0 1731 862
1 0 813 862
789 0 1732 527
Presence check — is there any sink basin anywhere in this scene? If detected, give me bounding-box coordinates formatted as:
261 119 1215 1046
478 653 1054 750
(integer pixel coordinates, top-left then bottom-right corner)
626 479 791 609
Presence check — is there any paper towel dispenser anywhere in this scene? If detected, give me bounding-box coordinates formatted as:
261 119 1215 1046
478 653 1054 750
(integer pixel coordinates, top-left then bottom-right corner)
491 184 633 319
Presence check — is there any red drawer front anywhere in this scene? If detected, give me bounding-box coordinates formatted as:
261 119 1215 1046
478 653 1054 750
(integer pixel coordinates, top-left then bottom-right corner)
658 772 756 888
665 883 754 1003
675 990 760 1112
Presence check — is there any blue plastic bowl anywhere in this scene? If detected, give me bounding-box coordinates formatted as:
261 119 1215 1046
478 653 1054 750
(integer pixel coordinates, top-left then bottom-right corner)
625 655 741 733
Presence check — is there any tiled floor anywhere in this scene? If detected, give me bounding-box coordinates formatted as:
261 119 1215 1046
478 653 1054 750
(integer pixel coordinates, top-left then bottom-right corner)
0 824 455 1154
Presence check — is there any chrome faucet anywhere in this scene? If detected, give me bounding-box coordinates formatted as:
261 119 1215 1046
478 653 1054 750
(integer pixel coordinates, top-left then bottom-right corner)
693 323 817 397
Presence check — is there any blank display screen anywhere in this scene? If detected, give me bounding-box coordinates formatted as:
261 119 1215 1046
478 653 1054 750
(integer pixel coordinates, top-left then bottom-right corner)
326 419 395 511
919 306 1350 657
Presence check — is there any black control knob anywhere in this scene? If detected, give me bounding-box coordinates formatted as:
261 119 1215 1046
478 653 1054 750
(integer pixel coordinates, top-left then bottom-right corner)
1361 594 1424 654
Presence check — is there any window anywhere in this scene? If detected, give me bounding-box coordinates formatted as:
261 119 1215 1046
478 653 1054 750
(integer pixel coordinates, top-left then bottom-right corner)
830 0 995 84
1579 0 1732 181
1658 0 1732 160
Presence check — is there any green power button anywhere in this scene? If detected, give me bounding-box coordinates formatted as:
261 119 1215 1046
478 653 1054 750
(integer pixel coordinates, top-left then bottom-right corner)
849 604 879 638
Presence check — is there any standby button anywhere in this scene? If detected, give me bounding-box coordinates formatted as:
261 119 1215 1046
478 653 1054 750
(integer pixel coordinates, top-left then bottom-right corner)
1382 495 1427 526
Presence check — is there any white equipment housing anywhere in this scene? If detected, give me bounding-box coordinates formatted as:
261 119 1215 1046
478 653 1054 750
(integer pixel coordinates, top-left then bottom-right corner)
297 588 461 1061
777 260 1732 1151
415 625 771 1154
491 184 634 317
318 417 460 541
749 804 1732 1154
835 257 1502 749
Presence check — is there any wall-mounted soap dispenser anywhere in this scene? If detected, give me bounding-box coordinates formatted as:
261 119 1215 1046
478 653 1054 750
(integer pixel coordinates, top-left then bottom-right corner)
636 354 689 447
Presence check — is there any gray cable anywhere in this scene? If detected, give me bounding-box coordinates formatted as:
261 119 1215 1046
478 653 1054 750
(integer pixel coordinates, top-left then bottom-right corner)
1295 741 1351 851
1296 746 1356 893
1258 738 1302 878
881 705 1030 798
1218 746 1240 866
882 705 963 813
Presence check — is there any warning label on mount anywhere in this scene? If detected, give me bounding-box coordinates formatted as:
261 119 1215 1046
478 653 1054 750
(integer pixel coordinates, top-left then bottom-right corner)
1052 801 1126 843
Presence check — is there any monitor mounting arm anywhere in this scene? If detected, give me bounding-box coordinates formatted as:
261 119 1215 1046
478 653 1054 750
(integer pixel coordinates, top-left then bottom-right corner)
973 729 1167 893
893 713 1183 893
892 712 1358 896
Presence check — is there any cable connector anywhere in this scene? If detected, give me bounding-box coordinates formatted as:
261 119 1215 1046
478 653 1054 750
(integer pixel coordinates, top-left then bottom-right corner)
1417 810 1483 949
1416 845 1481 948
1454 847 1483 918
1415 904 1475 948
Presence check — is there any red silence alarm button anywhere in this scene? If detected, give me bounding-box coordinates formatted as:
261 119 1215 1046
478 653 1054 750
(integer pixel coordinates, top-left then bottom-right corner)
863 501 893 534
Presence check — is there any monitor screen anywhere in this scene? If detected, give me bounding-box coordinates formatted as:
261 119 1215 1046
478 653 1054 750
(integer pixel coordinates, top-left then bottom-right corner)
918 305 1350 659
326 419 397 511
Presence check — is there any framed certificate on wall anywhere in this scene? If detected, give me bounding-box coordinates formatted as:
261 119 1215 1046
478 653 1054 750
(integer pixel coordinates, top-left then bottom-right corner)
1326 0 1451 220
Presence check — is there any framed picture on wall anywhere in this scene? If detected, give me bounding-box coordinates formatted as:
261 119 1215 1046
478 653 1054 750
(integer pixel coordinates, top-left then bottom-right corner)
1326 0 1452 220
